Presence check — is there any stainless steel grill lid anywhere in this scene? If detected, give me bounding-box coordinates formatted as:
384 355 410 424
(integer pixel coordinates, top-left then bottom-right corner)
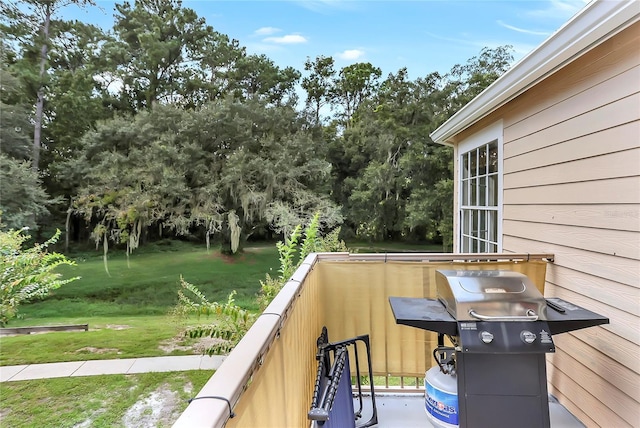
435 270 548 321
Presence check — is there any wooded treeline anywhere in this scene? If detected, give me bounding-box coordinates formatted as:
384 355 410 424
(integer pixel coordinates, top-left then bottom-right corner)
0 0 513 253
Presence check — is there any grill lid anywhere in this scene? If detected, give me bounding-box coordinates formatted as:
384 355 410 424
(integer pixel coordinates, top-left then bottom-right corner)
436 270 547 321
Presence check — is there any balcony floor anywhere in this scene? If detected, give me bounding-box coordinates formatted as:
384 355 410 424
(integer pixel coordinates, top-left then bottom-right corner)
354 394 585 428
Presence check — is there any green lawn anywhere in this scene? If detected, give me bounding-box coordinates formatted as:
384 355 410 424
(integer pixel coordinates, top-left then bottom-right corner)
0 371 212 428
1 242 280 365
21 241 280 320
0 239 439 426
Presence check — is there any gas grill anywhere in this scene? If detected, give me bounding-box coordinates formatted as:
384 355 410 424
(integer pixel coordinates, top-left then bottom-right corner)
389 269 609 428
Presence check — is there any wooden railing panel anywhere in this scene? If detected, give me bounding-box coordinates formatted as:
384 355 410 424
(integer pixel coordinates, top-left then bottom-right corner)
174 255 549 427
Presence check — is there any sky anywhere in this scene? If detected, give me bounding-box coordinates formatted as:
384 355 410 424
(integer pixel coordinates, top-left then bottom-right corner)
65 0 591 80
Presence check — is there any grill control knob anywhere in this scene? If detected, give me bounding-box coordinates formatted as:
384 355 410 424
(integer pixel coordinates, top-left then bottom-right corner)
521 330 537 344
479 331 494 344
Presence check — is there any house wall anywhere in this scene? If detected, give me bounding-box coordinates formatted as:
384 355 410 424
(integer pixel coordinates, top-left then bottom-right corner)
453 22 639 427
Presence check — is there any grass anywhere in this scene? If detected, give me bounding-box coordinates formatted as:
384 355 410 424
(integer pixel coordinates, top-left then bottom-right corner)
0 370 212 427
21 241 280 320
0 316 208 366
0 238 440 426
348 241 445 253
1 241 280 366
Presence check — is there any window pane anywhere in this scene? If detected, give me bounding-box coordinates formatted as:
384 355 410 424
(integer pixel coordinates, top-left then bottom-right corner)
479 210 486 239
462 179 469 206
489 211 498 243
462 153 470 179
478 144 488 175
463 210 471 234
479 176 487 206
470 178 477 206
488 174 498 206
469 210 478 236
470 149 477 177
488 141 498 173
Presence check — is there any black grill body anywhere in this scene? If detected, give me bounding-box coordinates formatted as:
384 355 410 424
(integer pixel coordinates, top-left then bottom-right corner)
389 269 609 428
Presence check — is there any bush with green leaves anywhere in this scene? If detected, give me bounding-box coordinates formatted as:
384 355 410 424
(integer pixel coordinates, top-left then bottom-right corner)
0 228 79 326
174 213 347 355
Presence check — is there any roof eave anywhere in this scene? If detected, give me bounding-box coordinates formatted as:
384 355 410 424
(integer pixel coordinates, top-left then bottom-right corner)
430 0 640 146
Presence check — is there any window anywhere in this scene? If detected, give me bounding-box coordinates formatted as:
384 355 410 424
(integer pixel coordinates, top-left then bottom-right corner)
459 122 502 253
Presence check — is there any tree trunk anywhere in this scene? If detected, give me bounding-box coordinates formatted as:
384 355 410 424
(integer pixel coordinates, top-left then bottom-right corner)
65 198 72 253
32 2 52 173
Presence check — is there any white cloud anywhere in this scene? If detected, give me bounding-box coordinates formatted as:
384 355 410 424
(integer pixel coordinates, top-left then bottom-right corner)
254 27 281 36
525 0 589 21
497 20 551 37
337 49 365 60
294 0 356 13
263 34 308 44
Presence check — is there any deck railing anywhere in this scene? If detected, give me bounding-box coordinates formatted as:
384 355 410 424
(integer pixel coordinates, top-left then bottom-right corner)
173 253 552 428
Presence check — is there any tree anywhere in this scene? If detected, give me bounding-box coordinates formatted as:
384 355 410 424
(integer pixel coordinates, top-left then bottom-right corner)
0 0 95 172
326 46 513 246
230 54 301 106
44 20 114 168
301 55 336 125
332 62 382 127
66 108 193 266
0 155 56 230
441 45 514 118
105 0 232 111
0 58 57 230
67 99 341 256
0 59 32 160
187 31 245 106
0 227 78 326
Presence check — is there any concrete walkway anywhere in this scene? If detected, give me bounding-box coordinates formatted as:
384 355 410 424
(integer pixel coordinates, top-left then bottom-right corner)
0 355 226 382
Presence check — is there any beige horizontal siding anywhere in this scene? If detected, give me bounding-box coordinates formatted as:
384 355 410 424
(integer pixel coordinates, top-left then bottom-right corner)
565 322 640 375
503 204 640 232
504 21 640 131
504 176 640 205
504 121 640 173
453 21 640 427
505 94 639 159
504 235 639 289
547 363 628 428
546 265 639 316
503 219 639 259
545 282 639 346
505 66 640 146
548 383 597 428
505 148 639 188
554 333 640 402
548 347 638 427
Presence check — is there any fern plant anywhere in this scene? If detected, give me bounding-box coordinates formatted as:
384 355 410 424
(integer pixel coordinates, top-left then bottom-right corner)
172 276 257 355
173 212 348 355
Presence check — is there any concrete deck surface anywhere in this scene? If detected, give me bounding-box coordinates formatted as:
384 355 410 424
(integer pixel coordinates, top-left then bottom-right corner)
362 394 585 428
0 355 226 382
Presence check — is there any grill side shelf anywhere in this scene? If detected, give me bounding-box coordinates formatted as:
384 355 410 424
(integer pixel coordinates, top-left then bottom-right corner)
389 297 458 336
544 298 609 335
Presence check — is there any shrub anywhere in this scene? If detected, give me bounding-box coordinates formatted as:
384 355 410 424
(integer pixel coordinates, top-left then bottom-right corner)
0 228 79 326
173 213 347 355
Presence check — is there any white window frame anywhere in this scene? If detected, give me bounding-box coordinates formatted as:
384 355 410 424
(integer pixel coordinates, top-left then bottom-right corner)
457 120 503 253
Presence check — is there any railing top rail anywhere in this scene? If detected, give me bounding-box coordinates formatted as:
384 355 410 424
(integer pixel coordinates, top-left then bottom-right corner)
315 252 554 263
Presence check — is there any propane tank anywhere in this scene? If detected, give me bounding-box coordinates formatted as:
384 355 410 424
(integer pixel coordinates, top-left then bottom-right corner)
425 348 458 428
